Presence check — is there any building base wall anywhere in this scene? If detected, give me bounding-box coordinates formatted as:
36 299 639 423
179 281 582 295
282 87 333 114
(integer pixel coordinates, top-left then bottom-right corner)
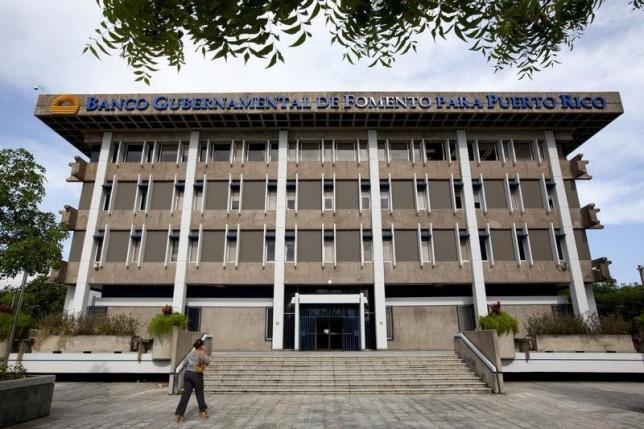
387 306 459 350
200 307 272 351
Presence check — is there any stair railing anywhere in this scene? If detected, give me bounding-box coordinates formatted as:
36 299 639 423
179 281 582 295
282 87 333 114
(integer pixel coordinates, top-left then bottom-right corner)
454 332 504 393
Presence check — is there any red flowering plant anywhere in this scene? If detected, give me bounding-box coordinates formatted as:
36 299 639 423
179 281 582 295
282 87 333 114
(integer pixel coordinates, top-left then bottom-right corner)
161 305 173 316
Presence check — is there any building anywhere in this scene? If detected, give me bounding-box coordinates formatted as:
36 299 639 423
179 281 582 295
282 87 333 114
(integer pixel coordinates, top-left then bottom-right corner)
38 92 620 351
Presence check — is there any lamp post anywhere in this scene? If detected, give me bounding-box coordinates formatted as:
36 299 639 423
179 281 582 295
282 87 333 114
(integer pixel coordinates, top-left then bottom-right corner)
637 265 644 286
2 271 28 366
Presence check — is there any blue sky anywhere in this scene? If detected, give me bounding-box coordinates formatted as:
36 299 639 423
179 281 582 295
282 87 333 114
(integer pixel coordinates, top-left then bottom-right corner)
0 1 642 284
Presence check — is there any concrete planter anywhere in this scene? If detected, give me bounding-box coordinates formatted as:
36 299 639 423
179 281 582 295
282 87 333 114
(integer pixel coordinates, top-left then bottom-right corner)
535 335 636 353
151 327 179 360
0 375 55 426
34 335 132 353
497 332 516 359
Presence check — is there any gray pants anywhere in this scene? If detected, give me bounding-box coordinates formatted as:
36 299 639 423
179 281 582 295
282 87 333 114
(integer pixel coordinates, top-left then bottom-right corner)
175 370 208 416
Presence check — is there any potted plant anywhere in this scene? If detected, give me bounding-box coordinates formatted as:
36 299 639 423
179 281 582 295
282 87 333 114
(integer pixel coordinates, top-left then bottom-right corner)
526 312 635 352
148 305 188 360
479 302 518 359
0 364 55 426
32 313 138 353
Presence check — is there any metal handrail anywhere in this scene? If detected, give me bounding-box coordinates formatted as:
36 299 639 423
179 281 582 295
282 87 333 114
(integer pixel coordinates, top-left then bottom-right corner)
170 333 211 395
454 332 499 373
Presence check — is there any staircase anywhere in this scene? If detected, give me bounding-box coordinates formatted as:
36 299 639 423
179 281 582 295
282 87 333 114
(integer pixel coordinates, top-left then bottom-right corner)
203 351 490 394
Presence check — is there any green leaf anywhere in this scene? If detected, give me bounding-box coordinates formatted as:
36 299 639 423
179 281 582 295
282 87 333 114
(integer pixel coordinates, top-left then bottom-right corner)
290 32 306 47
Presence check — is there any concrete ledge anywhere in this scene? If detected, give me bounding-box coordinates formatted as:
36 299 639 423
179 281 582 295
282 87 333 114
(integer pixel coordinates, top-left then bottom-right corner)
0 375 55 427
503 352 644 373
535 335 635 353
8 353 171 374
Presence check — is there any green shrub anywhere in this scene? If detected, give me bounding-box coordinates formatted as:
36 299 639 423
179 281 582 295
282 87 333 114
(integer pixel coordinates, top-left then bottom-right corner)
0 364 27 381
479 311 518 335
526 312 631 336
37 313 139 337
0 313 34 340
148 311 188 337
636 314 644 332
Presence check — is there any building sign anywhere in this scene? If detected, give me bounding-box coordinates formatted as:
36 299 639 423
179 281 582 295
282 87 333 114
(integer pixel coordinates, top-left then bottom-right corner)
83 93 607 113
50 94 81 115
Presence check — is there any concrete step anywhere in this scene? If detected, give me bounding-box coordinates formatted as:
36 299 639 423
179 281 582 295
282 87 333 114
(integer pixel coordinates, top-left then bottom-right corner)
204 387 491 394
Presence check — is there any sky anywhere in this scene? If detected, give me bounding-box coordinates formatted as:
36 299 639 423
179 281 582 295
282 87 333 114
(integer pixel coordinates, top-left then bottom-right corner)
0 1 642 285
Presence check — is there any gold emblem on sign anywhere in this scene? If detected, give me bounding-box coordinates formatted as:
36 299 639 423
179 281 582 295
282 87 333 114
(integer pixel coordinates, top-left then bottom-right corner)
50 94 81 115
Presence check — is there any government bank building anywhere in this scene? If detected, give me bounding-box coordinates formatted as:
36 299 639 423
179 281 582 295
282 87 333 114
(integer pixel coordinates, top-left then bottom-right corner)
39 91 620 351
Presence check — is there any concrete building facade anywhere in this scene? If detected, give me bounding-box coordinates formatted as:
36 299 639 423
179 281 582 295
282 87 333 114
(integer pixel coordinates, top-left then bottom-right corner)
39 91 620 351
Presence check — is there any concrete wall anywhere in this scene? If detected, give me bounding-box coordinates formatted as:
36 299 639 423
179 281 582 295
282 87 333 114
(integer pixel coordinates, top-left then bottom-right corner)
387 305 459 350
107 306 161 337
502 304 553 337
200 307 271 351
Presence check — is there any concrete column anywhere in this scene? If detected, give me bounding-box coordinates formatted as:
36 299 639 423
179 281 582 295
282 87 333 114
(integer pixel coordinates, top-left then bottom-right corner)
293 293 300 350
272 130 288 349
368 130 388 349
456 130 488 321
359 292 366 350
172 132 199 312
544 130 592 316
70 132 112 315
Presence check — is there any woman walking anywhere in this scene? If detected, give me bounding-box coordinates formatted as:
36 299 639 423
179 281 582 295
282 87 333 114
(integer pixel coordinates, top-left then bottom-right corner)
175 339 210 422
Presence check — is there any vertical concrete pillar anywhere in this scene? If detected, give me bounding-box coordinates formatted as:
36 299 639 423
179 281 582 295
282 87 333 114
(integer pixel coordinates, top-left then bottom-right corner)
272 130 288 349
70 132 112 315
359 292 366 350
456 130 488 321
172 132 199 312
544 130 592 316
368 130 388 349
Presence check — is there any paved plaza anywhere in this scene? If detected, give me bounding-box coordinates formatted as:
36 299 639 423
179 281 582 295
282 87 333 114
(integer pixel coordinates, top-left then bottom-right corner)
14 380 644 428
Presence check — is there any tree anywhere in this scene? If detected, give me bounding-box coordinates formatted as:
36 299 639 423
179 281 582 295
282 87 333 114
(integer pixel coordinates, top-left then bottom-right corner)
592 282 644 331
0 276 66 322
86 0 643 84
0 148 69 363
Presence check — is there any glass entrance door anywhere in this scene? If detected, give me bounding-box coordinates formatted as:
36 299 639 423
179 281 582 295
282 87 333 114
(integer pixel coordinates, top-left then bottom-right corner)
300 304 360 351
315 317 344 350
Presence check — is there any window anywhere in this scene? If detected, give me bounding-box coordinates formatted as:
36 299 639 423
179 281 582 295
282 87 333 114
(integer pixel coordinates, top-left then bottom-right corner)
546 185 556 209
323 140 333 162
188 233 199 263
509 181 521 210
144 143 154 163
359 141 368 161
286 182 296 210
288 142 298 161
416 181 428 211
478 142 498 161
514 142 533 161
362 232 372 262
479 233 489 261
94 235 104 263
247 142 266 161
467 142 476 161
226 232 237 264
473 186 482 210
389 142 410 161
382 231 393 262
459 234 469 262
449 141 458 161
285 231 295 262
323 231 334 264
361 181 371 209
555 234 566 261
270 142 279 161
412 140 422 162
102 185 112 211
158 143 178 162
193 187 203 211
137 182 148 211
454 183 463 209
169 235 179 262
323 180 334 211
377 142 386 161
173 187 184 211
130 234 141 263
267 181 277 210
300 142 320 161
336 142 356 161
229 185 240 211
232 141 244 162
502 141 512 161
111 142 120 163
425 142 445 161
380 181 390 209
199 142 208 162
265 232 275 262
212 143 230 161
124 143 143 162
516 231 528 261
420 231 431 263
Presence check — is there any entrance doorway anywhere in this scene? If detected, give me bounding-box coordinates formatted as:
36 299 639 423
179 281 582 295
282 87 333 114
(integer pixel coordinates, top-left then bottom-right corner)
315 317 344 350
